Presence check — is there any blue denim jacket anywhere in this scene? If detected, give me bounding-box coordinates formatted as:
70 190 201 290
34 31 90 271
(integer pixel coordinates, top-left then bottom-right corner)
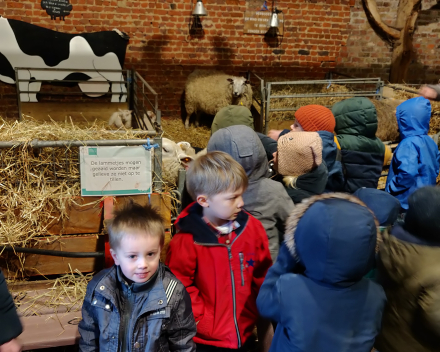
78 263 196 352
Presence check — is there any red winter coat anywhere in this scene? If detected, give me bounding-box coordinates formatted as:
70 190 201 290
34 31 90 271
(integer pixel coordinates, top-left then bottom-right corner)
165 203 272 349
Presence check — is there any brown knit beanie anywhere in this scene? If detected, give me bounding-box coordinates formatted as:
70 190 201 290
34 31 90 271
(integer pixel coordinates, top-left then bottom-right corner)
294 105 336 133
277 132 323 176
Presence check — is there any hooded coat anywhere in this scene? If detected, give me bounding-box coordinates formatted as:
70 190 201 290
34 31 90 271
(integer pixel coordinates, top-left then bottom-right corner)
0 269 22 345
208 126 294 261
211 105 254 135
257 194 386 352
385 97 440 210
332 97 386 193
375 225 440 352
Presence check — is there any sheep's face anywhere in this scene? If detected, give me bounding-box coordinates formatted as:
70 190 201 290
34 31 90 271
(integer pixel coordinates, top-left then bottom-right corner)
227 77 251 98
118 109 132 125
162 138 194 170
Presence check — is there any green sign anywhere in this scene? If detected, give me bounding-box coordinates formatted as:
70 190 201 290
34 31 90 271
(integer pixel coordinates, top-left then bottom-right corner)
80 146 152 196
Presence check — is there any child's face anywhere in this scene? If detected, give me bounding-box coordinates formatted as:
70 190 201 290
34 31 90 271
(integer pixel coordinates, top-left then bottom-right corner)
290 121 304 132
199 187 244 227
110 232 162 283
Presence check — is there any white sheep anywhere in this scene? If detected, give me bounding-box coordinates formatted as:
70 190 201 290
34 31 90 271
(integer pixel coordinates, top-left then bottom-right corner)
108 109 132 128
184 69 253 129
162 138 197 186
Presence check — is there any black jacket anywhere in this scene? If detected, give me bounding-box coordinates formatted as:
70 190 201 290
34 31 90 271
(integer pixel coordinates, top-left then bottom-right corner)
0 269 23 345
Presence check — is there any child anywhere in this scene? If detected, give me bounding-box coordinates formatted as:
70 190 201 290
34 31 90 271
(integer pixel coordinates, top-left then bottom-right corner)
420 84 440 101
166 151 273 351
257 193 386 352
0 269 22 352
207 125 294 262
375 186 440 352
78 202 196 352
332 97 391 193
273 131 328 203
385 97 440 210
211 105 254 135
264 104 344 192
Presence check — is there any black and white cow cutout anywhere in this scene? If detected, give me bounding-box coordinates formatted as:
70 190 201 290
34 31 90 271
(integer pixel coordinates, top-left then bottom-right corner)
0 17 129 103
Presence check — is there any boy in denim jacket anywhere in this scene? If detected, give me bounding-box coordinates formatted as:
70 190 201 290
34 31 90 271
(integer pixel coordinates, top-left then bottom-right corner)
78 202 196 352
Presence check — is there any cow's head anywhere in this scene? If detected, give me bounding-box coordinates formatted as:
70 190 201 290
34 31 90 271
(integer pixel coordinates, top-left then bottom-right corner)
227 77 251 98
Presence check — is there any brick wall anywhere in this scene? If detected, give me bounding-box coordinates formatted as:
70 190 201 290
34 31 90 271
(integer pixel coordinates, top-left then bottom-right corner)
336 0 440 82
0 0 438 120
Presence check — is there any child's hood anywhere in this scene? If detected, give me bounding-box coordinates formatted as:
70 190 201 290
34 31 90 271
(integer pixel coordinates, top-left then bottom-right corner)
207 125 269 182
332 97 378 138
396 96 431 139
284 194 378 286
354 188 400 226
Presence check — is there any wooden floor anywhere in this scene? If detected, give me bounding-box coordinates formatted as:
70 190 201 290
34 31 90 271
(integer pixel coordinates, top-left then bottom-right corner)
20 102 129 124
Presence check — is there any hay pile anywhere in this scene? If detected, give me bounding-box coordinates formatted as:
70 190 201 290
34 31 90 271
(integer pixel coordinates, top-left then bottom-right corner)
0 117 149 247
12 266 92 317
267 83 354 122
161 118 210 149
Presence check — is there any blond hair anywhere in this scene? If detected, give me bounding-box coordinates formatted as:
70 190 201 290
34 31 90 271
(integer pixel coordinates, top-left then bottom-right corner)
109 201 164 249
186 151 248 199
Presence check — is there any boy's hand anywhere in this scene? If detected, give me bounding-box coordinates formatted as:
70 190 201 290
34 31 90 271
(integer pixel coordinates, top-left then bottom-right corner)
268 130 283 141
419 86 438 100
0 339 22 352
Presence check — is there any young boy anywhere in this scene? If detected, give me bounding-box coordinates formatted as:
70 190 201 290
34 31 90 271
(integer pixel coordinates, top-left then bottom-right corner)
385 97 440 211
166 151 273 351
257 193 386 352
375 186 440 352
78 202 196 352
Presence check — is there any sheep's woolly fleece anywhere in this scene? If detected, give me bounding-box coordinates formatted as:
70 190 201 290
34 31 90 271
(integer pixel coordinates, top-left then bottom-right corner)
284 193 381 262
184 69 253 116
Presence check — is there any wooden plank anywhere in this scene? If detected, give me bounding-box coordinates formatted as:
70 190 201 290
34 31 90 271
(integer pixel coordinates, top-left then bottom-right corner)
20 102 128 124
45 197 103 235
161 230 171 263
19 311 81 350
0 235 105 277
8 280 55 292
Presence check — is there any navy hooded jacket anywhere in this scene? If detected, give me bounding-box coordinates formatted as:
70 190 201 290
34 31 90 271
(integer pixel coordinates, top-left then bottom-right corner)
385 97 440 210
257 195 386 352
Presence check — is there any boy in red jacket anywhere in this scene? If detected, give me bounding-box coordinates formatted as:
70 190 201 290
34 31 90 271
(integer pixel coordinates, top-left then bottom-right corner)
166 151 273 352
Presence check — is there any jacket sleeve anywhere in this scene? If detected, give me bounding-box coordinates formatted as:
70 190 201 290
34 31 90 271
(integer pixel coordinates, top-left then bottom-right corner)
168 285 197 352
165 234 205 323
251 220 274 296
78 289 100 352
256 132 278 161
387 141 418 193
257 243 297 323
0 270 23 345
418 281 440 336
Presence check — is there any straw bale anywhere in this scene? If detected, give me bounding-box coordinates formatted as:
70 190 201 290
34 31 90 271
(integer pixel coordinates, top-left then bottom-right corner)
0 117 156 248
371 99 401 142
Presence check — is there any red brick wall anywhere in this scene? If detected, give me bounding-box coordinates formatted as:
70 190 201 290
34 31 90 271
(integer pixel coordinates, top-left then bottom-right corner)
336 0 440 82
0 0 438 120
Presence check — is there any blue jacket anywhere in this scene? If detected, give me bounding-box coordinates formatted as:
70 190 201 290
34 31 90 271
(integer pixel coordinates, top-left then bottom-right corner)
257 195 386 352
385 97 440 209
78 263 196 352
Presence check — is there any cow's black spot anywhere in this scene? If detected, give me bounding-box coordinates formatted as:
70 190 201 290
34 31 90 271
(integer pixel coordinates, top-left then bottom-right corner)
0 51 15 81
8 19 129 68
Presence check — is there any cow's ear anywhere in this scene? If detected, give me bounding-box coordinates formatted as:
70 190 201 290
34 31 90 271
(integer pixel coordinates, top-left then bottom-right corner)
227 78 233 83
245 80 250 85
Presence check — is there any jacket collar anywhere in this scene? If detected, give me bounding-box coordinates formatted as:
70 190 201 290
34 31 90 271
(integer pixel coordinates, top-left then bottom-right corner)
392 225 440 247
116 265 159 294
176 202 249 244
93 263 168 313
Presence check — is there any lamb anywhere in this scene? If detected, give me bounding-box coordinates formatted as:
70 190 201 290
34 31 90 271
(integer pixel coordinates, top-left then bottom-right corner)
162 138 198 186
108 109 132 128
184 69 253 129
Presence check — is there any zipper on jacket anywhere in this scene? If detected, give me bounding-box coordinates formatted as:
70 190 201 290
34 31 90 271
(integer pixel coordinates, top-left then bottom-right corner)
239 253 244 286
228 246 242 348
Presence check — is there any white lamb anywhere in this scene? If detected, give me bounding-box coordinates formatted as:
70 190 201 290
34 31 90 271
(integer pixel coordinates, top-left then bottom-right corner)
108 109 132 128
184 69 253 129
